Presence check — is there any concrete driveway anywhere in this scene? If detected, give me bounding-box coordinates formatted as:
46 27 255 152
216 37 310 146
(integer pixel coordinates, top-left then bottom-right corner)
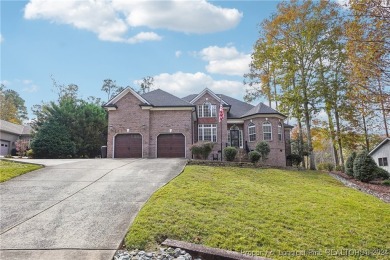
0 158 186 260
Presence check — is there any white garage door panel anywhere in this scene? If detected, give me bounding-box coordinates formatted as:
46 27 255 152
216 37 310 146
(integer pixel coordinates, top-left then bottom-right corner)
0 141 10 156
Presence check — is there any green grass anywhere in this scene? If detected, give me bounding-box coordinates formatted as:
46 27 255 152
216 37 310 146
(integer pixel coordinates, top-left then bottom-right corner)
125 166 390 259
0 160 42 182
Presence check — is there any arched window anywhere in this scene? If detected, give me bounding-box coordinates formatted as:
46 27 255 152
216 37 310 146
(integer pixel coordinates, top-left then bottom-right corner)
278 122 283 141
263 121 272 141
248 122 256 142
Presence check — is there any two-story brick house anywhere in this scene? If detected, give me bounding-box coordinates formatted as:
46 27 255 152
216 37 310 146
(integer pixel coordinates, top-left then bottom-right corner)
103 87 292 166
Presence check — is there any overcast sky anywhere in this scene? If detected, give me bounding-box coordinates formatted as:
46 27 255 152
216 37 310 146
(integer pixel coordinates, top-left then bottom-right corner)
1 0 283 119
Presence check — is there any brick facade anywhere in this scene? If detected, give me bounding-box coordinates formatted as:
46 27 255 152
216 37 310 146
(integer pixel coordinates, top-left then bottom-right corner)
107 91 193 159
105 88 292 166
192 92 227 160
149 110 193 158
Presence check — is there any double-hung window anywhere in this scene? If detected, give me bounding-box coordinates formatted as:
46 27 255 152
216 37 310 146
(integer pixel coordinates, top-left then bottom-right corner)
278 122 283 141
378 157 388 166
263 121 272 141
248 123 256 142
198 103 216 118
198 124 217 142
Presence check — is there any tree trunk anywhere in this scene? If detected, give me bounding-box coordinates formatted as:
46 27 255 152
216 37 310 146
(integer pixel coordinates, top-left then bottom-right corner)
302 85 316 170
273 73 278 110
304 106 315 170
361 105 370 151
377 78 389 137
334 105 344 166
326 106 339 166
297 117 305 169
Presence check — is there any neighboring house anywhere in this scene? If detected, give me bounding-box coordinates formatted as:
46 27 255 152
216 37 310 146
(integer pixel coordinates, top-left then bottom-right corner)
368 138 390 172
103 88 292 166
0 120 32 156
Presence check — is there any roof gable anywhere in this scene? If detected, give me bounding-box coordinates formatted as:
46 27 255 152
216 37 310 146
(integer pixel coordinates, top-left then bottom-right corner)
0 120 32 135
189 88 228 105
368 138 390 156
103 87 150 107
142 89 194 107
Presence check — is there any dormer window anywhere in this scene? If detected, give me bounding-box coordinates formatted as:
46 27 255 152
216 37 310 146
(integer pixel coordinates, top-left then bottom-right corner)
198 102 216 117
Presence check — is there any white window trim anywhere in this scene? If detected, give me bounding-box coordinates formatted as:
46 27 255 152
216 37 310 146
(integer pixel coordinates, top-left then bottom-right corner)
198 124 217 142
263 121 272 141
248 123 256 142
198 104 217 118
278 123 283 141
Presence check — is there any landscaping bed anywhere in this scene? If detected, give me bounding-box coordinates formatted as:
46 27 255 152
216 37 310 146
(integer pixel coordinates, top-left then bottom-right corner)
329 170 390 203
125 166 390 259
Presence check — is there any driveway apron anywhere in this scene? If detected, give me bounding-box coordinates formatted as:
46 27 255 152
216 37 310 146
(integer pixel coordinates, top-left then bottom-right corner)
0 158 186 260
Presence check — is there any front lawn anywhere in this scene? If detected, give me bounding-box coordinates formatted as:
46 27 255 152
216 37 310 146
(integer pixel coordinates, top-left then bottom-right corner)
125 166 390 259
0 160 42 182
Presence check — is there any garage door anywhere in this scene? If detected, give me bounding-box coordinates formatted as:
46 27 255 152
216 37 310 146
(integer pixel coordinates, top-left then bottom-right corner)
157 134 185 158
0 140 10 156
114 134 142 158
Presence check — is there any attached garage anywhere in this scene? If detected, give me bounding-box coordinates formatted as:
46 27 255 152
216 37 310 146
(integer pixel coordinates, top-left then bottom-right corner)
0 140 10 156
157 134 185 158
114 134 142 158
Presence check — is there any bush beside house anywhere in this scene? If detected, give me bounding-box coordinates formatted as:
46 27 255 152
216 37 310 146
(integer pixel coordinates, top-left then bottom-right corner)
343 150 389 183
248 151 261 164
190 142 215 160
224 147 238 161
255 141 270 162
31 121 76 158
345 151 357 177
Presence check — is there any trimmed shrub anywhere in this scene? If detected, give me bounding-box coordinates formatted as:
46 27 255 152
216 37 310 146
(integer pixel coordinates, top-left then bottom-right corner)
26 149 34 158
190 141 215 160
224 146 238 162
383 180 390 186
255 141 270 162
318 163 335 172
345 151 357 177
335 165 344 172
352 151 377 182
31 121 76 158
287 154 303 167
374 167 390 180
248 151 261 164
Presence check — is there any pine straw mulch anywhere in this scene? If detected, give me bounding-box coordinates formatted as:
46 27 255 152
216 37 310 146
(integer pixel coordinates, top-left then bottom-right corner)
329 171 390 203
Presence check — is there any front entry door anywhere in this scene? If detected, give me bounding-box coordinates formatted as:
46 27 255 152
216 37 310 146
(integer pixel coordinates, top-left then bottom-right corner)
230 130 239 148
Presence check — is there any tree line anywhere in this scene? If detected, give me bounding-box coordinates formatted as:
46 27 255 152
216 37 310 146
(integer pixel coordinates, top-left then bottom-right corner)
0 76 154 158
244 0 389 170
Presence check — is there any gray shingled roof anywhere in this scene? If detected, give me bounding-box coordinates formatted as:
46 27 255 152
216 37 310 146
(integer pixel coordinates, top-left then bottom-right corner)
0 120 32 135
182 93 254 118
218 94 254 118
182 94 277 119
241 102 284 117
142 89 194 107
182 94 197 102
